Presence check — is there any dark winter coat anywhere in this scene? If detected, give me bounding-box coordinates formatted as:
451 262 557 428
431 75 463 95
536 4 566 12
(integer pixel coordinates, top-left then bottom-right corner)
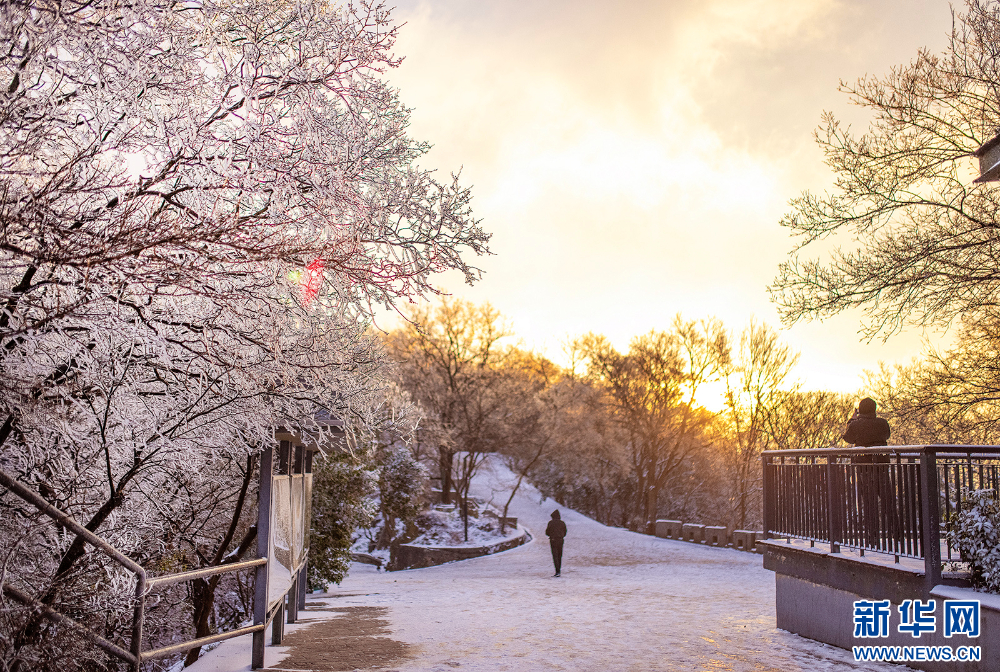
843 413 891 447
545 514 567 541
844 412 892 466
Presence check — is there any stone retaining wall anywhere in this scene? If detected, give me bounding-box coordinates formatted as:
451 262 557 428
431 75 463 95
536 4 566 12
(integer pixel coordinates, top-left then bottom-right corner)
764 540 996 672
703 526 728 546
392 528 530 571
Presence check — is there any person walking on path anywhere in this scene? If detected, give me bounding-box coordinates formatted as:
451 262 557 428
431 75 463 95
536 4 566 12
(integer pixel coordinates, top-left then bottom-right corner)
545 509 567 577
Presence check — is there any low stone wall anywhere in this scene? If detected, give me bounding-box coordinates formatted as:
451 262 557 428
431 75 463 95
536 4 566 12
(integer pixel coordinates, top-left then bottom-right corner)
732 530 757 552
764 540 997 672
392 528 530 571
703 526 728 546
653 520 762 553
655 519 682 539
350 552 384 568
682 523 705 543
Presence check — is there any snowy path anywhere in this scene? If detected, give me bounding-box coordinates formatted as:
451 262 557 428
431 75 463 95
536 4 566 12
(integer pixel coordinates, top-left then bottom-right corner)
190 461 906 672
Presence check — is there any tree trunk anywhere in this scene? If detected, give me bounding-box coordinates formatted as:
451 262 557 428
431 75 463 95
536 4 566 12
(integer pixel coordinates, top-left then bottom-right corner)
439 447 454 504
500 443 548 534
633 453 648 531
184 578 216 666
377 514 396 549
183 456 257 666
645 483 658 535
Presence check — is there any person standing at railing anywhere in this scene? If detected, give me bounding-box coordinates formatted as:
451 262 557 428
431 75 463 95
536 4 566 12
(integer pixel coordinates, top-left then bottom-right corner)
843 397 891 448
843 398 895 549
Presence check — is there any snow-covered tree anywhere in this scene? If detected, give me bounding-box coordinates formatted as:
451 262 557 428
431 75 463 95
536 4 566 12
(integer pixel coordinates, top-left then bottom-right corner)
948 489 1000 594
0 1 488 669
771 0 1000 342
308 455 377 589
384 299 515 506
575 318 730 531
722 321 798 530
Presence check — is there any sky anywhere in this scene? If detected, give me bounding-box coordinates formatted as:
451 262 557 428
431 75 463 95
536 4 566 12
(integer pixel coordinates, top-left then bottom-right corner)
379 0 959 396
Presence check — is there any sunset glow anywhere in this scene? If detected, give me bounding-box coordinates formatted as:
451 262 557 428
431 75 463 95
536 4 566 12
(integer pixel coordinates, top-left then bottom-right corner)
382 0 957 394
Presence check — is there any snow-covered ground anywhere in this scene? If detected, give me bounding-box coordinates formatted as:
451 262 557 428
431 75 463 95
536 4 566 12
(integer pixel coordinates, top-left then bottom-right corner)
188 459 909 671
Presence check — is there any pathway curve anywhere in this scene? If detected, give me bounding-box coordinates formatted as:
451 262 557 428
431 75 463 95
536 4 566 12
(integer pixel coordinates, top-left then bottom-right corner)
190 461 907 672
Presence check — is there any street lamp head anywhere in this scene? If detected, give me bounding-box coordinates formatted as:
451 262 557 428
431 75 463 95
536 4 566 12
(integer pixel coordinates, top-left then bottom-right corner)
974 131 1000 182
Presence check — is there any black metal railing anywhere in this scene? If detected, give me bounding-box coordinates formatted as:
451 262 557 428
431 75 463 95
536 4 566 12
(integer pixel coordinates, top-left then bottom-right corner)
762 445 1000 588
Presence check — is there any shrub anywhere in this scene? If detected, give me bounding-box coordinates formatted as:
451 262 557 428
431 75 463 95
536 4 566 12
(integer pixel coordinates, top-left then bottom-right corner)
948 489 1000 594
309 457 377 589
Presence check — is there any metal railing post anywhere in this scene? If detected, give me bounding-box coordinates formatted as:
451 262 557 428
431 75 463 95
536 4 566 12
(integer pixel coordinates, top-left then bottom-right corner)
252 445 273 669
272 599 284 645
287 579 298 624
130 572 146 672
298 563 308 610
826 458 841 553
762 454 774 540
919 447 942 590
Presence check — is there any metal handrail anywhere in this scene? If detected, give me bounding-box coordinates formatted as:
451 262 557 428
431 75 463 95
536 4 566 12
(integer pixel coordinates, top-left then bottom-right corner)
141 623 267 661
146 557 267 589
1 440 313 670
0 468 146 574
762 444 1000 457
0 466 147 666
0 466 270 671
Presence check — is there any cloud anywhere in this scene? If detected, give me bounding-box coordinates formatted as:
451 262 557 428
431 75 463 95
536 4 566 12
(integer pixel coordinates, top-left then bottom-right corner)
390 0 799 226
383 0 956 391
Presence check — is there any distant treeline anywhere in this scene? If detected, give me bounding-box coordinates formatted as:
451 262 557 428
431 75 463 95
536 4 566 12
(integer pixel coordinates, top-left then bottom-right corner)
384 298 1000 533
